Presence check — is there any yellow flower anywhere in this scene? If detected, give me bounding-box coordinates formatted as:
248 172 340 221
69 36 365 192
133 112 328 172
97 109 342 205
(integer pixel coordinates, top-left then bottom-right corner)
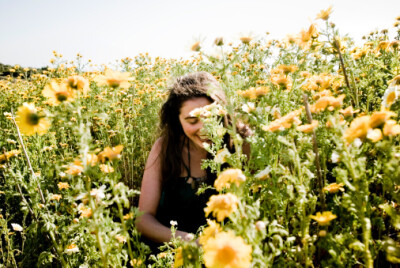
297 120 318 133
0 150 21 163
316 6 333 21
271 74 292 90
43 81 75 105
262 108 303 132
309 211 337 226
65 75 90 95
389 75 400 87
214 169 246 191
215 148 230 164
310 94 345 113
367 128 383 142
99 164 114 173
204 193 239 222
57 182 70 190
94 69 132 89
369 110 397 128
339 106 359 117
203 231 252 268
78 204 92 218
191 41 201 52
383 120 400 136
51 194 62 202
277 64 298 75
65 243 79 254
98 145 124 163
323 183 344 193
239 36 252 44
237 86 269 99
65 160 84 176
343 115 371 143
199 219 222 246
16 103 50 136
174 247 184 267
382 86 399 108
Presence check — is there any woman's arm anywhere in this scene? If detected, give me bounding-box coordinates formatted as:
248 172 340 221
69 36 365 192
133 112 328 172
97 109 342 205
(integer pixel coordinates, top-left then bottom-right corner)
136 138 190 243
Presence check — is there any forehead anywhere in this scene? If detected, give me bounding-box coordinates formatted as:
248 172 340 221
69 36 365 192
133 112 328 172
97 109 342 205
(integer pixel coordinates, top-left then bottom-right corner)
180 97 212 116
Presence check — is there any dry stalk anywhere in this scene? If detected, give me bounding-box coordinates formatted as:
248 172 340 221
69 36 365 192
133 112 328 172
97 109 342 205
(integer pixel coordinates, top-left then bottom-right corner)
302 94 326 211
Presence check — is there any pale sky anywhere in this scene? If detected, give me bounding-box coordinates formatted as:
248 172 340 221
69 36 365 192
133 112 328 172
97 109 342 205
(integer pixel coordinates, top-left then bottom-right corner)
0 0 399 68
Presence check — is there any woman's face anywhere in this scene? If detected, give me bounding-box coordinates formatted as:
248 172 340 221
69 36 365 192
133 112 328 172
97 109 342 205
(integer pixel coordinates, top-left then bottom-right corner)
179 97 212 150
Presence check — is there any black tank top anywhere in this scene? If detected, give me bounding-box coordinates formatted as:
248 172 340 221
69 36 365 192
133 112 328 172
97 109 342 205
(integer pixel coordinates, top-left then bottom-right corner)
143 139 216 253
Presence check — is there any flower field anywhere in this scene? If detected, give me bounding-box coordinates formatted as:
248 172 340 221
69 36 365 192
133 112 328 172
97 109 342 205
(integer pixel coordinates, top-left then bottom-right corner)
1 9 400 267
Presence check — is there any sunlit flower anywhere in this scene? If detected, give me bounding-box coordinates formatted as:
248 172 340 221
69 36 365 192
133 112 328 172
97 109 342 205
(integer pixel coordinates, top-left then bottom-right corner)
174 247 184 267
237 86 269 99
99 164 114 173
295 24 318 49
323 183 344 193
262 108 303 132
51 194 62 202
65 160 84 176
204 193 239 222
277 64 298 75
382 85 399 108
309 211 337 226
191 41 201 52
65 75 90 95
42 81 75 105
239 36 252 44
271 74 293 90
343 115 371 143
94 69 132 89
98 145 124 163
203 231 252 268
0 150 21 163
310 94 345 113
215 148 230 164
78 204 92 218
11 223 23 232
241 102 256 113
16 103 50 136
339 106 359 117
297 120 318 133
199 219 222 246
316 6 333 21
57 182 70 190
214 169 246 191
369 110 397 128
383 120 400 136
367 128 383 142
214 37 224 46
65 243 79 254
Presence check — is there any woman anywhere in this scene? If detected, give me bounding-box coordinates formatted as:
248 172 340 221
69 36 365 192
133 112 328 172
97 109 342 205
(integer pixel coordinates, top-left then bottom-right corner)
136 72 249 251
136 71 223 249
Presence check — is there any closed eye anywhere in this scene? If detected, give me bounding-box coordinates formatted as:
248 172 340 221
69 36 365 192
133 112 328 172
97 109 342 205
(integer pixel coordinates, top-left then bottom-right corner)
185 117 199 125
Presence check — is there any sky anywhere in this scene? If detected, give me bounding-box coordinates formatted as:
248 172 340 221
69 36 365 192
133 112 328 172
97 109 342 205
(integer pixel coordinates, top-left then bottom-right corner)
0 0 399 68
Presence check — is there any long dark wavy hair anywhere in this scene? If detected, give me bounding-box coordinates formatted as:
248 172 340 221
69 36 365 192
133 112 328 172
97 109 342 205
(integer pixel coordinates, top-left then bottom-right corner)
158 72 226 185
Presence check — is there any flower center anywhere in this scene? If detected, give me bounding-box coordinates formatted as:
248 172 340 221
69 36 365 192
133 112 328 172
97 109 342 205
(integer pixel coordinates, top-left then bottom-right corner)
27 112 40 125
387 91 396 106
56 92 68 102
216 245 236 264
107 78 120 88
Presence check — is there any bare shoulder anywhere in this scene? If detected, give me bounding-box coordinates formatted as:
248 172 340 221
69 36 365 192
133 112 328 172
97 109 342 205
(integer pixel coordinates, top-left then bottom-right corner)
145 137 164 168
